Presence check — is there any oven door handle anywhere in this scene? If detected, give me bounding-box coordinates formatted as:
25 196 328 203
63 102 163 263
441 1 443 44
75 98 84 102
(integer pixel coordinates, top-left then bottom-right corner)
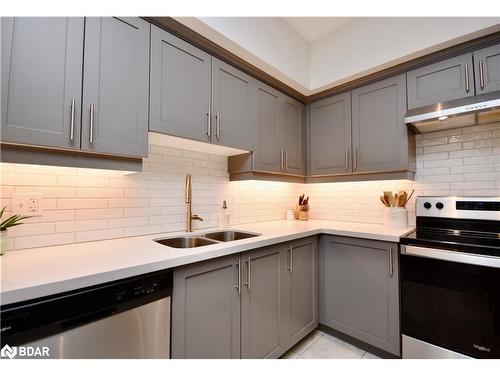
401 245 500 269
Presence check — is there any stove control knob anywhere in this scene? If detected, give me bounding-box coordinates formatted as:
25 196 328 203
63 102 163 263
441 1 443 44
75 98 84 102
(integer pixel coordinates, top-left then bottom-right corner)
436 202 444 210
423 202 432 209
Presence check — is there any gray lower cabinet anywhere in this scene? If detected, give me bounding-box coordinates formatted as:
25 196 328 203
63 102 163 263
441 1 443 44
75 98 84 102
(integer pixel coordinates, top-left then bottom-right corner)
253 81 283 173
172 237 318 359
241 245 287 359
284 237 318 349
474 43 500 94
407 53 474 109
319 235 400 356
309 92 352 176
1 17 84 150
282 96 306 175
212 58 255 151
149 25 212 143
81 17 149 157
171 255 241 359
352 74 413 174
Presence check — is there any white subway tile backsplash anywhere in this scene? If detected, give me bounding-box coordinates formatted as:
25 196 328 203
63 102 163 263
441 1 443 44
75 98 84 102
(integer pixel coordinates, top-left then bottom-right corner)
1 122 499 251
56 219 108 233
15 233 75 250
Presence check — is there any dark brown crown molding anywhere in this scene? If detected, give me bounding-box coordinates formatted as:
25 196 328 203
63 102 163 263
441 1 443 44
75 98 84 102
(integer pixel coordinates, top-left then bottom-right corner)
144 17 500 104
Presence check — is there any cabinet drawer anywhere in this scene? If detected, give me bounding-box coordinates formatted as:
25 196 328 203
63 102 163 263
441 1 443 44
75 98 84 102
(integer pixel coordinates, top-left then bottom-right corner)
407 53 474 109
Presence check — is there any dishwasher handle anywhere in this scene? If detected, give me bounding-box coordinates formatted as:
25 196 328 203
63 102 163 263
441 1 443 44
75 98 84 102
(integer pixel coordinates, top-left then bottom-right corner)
61 307 116 330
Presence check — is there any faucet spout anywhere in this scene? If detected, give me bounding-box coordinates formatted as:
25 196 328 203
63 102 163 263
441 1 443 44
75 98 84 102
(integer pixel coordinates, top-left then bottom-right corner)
185 174 203 232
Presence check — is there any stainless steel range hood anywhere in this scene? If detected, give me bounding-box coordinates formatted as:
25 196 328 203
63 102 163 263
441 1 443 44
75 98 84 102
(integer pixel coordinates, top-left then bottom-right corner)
405 91 500 133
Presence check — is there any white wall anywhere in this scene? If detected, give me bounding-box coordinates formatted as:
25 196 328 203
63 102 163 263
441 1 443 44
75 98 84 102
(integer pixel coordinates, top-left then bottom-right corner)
309 17 500 91
177 17 310 91
178 17 500 92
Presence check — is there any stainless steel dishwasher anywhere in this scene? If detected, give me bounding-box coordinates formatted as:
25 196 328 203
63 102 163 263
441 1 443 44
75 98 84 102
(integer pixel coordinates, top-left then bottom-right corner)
1 269 172 359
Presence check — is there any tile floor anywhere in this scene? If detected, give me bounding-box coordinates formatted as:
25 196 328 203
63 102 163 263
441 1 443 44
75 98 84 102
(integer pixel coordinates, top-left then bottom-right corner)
281 330 382 359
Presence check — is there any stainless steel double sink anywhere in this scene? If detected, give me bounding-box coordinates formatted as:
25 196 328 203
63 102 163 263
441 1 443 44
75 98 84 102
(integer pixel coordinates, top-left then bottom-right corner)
154 230 261 249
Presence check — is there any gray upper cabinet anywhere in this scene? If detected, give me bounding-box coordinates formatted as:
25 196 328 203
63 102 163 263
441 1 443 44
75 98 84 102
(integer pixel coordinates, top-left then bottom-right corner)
282 96 306 175
241 245 287 359
149 25 211 143
352 74 410 173
1 17 84 150
407 53 474 109
284 237 318 349
474 43 500 94
309 93 352 176
253 81 282 173
172 255 241 359
212 58 254 151
81 17 149 157
319 236 400 356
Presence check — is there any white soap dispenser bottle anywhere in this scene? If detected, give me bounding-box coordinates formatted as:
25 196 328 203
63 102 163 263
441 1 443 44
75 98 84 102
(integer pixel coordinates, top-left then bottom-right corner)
220 200 230 228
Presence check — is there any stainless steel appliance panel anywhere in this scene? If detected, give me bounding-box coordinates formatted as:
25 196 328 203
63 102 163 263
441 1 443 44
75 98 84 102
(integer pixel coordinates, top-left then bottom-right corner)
28 297 170 359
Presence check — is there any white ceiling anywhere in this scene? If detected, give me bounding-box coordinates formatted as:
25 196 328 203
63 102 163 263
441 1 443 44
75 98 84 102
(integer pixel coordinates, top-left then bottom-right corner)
282 17 357 42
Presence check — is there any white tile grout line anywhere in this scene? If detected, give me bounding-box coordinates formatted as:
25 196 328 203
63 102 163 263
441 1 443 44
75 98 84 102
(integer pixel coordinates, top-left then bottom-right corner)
295 330 325 356
293 330 369 359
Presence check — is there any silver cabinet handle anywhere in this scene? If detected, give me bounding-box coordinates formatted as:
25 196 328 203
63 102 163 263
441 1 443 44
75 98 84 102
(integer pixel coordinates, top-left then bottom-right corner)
389 246 394 277
235 258 241 294
479 60 485 90
345 149 349 171
353 148 358 171
287 246 293 273
215 111 220 139
465 63 470 93
69 98 75 141
206 108 211 137
89 104 95 144
285 150 288 171
280 149 284 171
244 257 251 290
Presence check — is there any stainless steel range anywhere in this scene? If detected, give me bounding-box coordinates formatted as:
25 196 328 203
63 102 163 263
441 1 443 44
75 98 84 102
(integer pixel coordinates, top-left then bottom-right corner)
400 196 500 359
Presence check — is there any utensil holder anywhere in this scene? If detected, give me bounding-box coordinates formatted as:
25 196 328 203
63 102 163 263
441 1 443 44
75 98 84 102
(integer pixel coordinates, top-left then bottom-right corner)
384 207 408 228
298 210 309 221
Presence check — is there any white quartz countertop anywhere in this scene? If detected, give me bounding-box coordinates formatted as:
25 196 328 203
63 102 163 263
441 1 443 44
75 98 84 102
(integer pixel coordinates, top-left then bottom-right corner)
0 220 413 305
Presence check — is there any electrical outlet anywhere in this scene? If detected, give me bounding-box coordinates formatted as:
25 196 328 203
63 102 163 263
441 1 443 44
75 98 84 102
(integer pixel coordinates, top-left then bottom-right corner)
12 193 43 216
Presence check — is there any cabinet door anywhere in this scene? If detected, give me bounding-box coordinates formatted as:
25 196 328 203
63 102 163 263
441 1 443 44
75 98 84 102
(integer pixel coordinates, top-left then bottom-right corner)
149 25 211 143
474 44 500 94
285 237 318 349
81 17 149 157
352 74 408 173
212 58 254 151
253 81 282 173
172 255 241 359
309 93 352 176
241 245 286 359
319 236 400 356
1 17 84 150
282 96 306 176
407 53 474 109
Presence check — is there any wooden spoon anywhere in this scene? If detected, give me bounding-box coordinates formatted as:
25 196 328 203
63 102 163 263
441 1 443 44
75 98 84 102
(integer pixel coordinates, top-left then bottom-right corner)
380 195 389 207
384 191 394 207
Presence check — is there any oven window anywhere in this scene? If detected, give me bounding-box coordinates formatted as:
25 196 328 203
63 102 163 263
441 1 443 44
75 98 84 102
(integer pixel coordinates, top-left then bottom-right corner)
401 254 500 358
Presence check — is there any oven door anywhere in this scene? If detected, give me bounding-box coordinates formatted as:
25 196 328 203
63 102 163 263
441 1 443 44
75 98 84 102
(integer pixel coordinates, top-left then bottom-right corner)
401 245 500 358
